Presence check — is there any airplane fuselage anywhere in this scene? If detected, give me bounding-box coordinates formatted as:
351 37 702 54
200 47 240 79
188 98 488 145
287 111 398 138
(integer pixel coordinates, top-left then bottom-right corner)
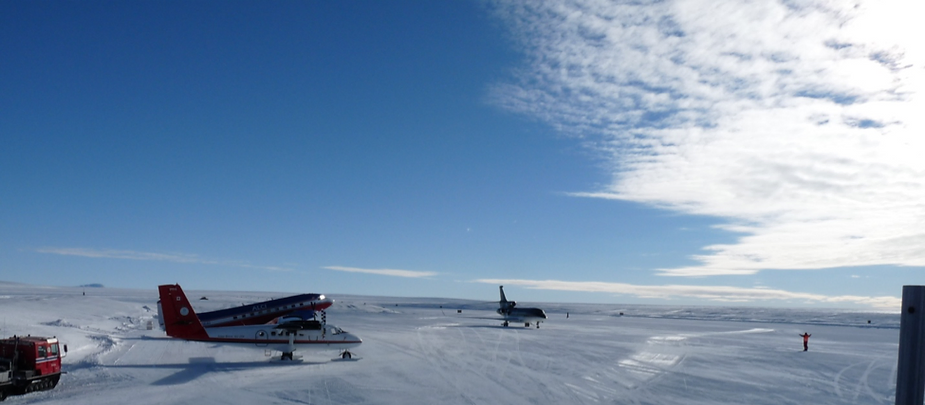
193 322 362 353
498 307 547 325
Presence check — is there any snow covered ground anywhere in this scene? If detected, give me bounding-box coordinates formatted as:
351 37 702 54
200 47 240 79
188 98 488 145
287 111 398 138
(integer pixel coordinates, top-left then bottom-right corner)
0 282 901 404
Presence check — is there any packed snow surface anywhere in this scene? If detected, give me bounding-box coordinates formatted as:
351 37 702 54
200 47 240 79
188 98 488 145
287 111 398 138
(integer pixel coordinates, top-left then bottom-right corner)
0 282 901 404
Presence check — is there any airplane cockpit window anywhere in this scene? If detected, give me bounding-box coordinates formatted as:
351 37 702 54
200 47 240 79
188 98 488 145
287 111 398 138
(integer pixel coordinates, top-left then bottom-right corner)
328 326 345 335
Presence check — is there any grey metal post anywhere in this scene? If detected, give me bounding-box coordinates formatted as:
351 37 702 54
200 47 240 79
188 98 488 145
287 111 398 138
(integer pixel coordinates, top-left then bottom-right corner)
896 286 925 405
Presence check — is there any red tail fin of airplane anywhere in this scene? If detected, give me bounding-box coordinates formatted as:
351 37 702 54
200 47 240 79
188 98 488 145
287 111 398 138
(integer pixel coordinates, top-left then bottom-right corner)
158 284 209 340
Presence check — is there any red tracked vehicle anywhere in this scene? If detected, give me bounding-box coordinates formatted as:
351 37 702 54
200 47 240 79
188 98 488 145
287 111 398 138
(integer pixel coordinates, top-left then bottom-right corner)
0 335 67 401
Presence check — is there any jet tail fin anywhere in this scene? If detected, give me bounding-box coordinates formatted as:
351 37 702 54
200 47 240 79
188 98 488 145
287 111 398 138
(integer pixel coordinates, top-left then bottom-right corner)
157 284 209 340
499 285 515 312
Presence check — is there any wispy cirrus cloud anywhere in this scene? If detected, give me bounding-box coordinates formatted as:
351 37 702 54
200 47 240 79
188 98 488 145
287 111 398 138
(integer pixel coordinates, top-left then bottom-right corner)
476 278 900 310
491 0 925 276
324 266 437 278
35 247 293 272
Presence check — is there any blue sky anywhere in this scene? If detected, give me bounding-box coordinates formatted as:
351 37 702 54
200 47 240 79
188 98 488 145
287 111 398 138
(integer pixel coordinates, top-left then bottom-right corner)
2 0 923 310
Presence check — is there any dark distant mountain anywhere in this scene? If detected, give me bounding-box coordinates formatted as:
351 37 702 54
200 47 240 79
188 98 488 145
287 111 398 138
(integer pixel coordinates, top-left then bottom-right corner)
79 283 105 288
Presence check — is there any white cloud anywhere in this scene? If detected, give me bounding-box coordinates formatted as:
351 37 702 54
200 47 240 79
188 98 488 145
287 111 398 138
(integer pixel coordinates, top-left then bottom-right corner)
35 247 293 272
476 278 900 310
491 0 925 276
324 266 437 278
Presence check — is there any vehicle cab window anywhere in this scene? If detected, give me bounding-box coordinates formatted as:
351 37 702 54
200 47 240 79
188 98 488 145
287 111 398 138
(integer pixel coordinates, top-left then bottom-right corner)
38 345 47 358
51 344 59 356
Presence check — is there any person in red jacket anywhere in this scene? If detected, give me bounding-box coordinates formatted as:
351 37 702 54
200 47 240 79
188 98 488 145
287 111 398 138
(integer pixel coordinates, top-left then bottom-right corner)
800 333 811 351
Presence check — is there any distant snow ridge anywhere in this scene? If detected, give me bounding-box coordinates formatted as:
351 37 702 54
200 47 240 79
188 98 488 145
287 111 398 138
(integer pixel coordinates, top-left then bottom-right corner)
110 316 140 332
342 303 399 314
607 306 899 329
42 319 78 328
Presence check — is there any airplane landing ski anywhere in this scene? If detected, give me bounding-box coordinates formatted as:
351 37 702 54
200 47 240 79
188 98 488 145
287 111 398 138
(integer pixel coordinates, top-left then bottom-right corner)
331 350 361 362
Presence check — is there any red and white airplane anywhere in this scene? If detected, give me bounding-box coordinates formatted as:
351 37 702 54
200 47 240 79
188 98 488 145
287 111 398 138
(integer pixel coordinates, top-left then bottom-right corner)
158 284 362 361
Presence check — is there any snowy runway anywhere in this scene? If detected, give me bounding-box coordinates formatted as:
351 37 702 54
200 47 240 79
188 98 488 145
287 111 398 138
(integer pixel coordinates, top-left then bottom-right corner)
0 283 899 404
